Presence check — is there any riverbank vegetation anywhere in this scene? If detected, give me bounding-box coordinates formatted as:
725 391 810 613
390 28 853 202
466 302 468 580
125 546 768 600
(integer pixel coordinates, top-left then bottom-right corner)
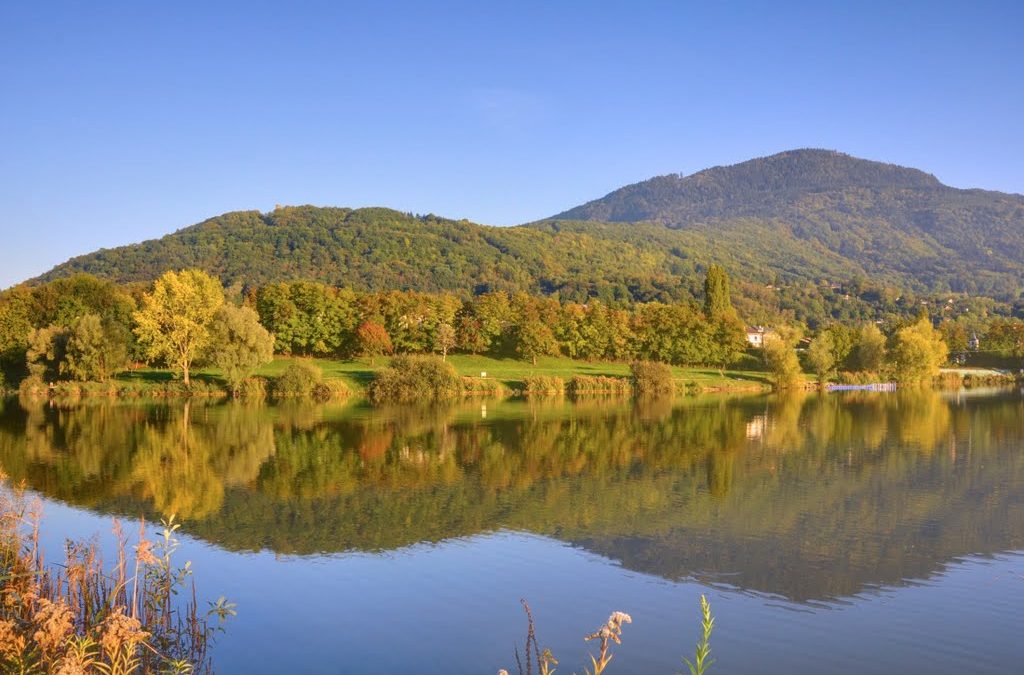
366 355 463 405
0 474 230 674
1 267 1021 401
631 360 675 396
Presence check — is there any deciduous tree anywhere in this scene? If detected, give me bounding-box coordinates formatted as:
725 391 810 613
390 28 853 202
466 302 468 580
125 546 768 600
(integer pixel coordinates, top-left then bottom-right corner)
889 316 948 383
356 321 393 365
208 304 275 394
133 269 224 385
851 323 886 372
763 333 803 389
433 322 456 361
63 313 129 382
807 331 837 382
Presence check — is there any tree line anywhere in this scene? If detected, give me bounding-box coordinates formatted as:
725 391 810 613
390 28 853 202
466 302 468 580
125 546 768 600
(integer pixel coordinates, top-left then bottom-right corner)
1 267 1021 392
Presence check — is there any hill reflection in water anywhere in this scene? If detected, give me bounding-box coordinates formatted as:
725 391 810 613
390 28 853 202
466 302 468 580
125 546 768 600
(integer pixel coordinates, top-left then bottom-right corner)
0 389 1021 603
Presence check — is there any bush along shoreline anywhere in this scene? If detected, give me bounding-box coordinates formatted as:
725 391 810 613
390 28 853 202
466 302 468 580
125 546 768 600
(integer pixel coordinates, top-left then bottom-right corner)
10 363 353 403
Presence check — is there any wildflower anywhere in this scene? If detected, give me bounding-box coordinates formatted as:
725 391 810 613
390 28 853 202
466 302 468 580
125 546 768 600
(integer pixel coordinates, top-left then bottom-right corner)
0 618 27 660
55 641 95 675
98 607 149 658
584 610 632 674
585 611 631 645
32 597 75 658
134 537 159 566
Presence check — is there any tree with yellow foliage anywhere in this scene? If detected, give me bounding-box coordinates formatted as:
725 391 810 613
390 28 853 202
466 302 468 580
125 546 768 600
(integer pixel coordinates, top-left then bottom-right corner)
133 270 224 385
889 315 948 383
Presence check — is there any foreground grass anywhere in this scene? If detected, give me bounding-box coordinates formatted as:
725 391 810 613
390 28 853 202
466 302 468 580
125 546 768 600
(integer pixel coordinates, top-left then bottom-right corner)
0 474 231 674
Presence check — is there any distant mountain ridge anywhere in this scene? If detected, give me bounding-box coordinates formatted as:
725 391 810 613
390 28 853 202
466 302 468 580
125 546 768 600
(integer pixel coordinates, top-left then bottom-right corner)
552 149 947 222
547 149 1024 298
31 149 1024 301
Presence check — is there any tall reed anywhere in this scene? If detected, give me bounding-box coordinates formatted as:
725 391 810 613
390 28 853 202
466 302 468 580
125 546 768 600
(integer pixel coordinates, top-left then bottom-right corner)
0 474 232 674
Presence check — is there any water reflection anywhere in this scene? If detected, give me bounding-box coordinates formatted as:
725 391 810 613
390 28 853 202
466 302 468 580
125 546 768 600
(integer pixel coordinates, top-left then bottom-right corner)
0 390 1021 602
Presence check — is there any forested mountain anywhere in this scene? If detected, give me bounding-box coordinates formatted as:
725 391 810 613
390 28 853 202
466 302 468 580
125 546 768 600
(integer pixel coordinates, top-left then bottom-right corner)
551 149 1024 298
32 150 1024 302
35 207 708 302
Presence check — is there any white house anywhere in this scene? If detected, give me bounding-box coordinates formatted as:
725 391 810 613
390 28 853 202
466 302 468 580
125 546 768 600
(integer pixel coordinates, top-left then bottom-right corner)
746 326 768 348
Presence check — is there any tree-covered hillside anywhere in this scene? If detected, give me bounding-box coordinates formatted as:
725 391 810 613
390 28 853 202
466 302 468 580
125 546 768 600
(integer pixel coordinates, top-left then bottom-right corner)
550 149 1024 299
36 206 702 303
32 149 1024 301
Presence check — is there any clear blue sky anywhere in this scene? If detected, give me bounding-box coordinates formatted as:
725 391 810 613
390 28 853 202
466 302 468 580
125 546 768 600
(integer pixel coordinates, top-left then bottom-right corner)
1 1 1022 288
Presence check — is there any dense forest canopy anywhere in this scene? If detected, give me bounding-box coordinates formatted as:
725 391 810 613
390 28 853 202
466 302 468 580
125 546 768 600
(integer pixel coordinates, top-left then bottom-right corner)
27 150 1024 306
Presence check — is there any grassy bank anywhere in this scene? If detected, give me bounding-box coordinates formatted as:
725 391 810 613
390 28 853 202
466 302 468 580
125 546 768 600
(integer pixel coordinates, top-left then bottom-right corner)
6 355 773 401
253 354 772 394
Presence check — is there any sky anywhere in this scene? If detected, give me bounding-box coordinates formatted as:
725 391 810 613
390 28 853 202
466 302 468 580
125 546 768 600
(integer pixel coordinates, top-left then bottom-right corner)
1 0 1022 288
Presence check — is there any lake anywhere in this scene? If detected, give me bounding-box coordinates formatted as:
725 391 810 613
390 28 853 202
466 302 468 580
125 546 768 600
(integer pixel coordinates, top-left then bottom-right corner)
0 389 1022 674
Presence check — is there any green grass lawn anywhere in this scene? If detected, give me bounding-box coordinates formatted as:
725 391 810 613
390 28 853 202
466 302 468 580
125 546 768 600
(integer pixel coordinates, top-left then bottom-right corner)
257 354 770 391
118 354 772 393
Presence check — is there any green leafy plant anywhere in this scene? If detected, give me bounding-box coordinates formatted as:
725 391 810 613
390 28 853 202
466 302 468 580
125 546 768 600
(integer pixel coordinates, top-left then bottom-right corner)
682 594 715 675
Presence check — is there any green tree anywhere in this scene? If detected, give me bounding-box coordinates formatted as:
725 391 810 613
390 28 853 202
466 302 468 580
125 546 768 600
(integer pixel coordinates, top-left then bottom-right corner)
514 319 559 365
707 312 747 373
208 304 275 394
635 303 713 366
63 313 128 381
0 286 35 382
889 316 948 383
939 320 968 355
851 323 887 372
763 333 802 389
806 331 837 382
26 324 70 382
133 269 225 385
356 321 393 365
984 318 1024 360
703 264 732 318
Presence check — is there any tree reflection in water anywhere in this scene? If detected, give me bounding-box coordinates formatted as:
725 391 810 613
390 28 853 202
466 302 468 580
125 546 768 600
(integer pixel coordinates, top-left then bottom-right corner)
0 389 1022 602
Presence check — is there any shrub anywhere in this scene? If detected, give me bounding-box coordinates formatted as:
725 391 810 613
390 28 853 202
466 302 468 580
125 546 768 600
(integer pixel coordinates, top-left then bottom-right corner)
936 371 965 389
272 362 323 398
50 381 83 398
567 375 632 397
236 376 269 399
522 375 565 396
75 380 119 397
367 355 463 405
461 376 508 397
17 375 47 399
312 379 351 402
630 361 674 396
677 380 700 395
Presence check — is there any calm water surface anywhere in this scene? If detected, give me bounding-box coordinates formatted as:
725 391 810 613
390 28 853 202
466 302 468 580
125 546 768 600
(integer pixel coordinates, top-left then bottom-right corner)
0 389 1022 674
